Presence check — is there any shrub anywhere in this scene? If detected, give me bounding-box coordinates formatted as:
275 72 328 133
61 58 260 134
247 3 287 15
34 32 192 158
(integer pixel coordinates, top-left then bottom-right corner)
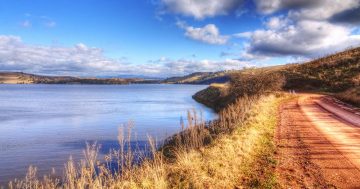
230 71 285 97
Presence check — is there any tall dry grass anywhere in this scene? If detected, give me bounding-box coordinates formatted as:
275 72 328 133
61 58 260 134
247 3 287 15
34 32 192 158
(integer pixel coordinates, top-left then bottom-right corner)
336 87 360 107
166 94 287 188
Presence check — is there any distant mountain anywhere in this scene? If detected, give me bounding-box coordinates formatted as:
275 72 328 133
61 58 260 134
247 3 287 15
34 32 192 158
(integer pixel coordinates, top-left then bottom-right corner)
0 72 160 84
162 71 232 84
0 71 233 85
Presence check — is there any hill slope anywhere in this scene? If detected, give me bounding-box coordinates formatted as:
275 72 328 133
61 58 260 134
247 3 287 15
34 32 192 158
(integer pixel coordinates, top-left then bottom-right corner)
193 47 360 109
282 47 360 92
163 71 232 84
0 72 42 84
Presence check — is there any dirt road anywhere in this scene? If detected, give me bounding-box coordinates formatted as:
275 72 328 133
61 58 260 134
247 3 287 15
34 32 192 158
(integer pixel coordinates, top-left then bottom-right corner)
276 94 360 188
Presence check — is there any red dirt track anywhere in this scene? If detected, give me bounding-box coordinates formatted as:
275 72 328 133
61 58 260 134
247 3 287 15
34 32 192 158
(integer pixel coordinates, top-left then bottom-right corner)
276 94 360 188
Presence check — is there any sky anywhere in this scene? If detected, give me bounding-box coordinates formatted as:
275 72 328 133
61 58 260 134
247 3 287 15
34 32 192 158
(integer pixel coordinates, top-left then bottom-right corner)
0 0 360 77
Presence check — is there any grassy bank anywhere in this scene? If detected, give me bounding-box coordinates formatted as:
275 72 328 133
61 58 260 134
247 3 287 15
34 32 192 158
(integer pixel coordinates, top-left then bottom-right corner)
167 94 289 188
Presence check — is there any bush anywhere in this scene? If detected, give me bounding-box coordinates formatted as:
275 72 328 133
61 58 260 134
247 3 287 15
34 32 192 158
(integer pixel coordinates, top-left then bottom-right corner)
230 71 285 98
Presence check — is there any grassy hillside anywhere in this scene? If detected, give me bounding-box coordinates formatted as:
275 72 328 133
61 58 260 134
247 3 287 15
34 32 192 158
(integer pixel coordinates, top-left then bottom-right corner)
0 72 159 84
0 72 38 84
163 71 232 84
281 47 360 92
193 47 360 108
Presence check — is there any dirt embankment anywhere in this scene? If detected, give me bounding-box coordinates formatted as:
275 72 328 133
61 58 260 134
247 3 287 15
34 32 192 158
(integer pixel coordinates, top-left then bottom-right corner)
276 94 360 188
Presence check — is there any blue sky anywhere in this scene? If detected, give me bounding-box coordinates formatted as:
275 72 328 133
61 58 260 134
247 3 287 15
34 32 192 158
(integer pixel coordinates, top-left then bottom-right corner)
0 0 359 77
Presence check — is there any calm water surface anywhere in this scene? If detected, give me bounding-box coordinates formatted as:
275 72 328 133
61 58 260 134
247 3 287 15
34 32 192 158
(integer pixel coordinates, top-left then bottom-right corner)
0 84 216 185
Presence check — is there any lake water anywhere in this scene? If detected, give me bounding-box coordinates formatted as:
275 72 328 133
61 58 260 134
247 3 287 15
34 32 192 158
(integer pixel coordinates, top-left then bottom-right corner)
0 84 216 185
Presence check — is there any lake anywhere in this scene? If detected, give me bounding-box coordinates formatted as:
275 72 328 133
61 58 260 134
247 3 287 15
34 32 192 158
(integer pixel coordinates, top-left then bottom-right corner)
0 84 216 185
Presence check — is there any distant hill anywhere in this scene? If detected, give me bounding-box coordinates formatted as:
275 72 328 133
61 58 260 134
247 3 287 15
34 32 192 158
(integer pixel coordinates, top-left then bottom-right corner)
0 72 159 84
162 71 232 84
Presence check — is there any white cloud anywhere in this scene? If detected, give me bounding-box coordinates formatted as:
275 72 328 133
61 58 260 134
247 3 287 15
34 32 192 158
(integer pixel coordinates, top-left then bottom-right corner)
177 21 229 45
160 58 249 74
239 0 360 59
265 16 289 30
0 35 242 76
244 19 360 57
0 35 132 75
288 0 360 21
254 0 324 14
254 0 360 22
161 0 242 19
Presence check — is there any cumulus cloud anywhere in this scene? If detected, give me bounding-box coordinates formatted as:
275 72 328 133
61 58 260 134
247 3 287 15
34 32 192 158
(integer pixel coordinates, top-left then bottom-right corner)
158 58 249 74
254 0 360 24
139 57 250 75
330 6 360 24
265 16 289 30
161 0 243 19
177 21 229 45
239 0 360 58
244 19 360 57
0 35 242 76
147 57 249 75
288 0 360 22
0 35 130 75
254 0 325 14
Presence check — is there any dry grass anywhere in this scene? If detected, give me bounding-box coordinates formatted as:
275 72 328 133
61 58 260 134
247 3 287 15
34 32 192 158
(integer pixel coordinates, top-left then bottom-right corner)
0 72 34 84
167 94 287 188
336 87 360 107
281 47 360 92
